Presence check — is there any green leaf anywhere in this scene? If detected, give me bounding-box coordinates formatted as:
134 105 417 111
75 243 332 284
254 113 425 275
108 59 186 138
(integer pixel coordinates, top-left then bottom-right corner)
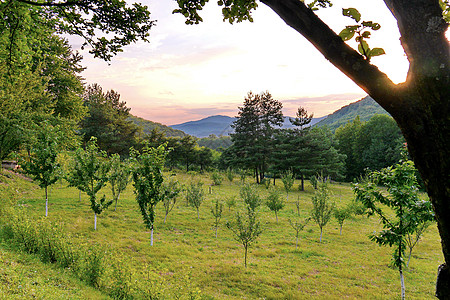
369 48 386 57
343 8 361 22
361 31 371 38
358 40 370 57
339 27 356 41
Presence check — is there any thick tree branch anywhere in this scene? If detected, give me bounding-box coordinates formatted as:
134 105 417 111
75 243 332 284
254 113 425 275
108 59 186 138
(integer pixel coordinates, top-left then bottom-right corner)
15 0 85 7
260 0 402 114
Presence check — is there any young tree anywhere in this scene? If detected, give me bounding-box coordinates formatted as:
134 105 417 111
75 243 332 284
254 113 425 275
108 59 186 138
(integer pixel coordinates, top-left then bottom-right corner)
333 205 352 235
161 177 182 224
295 196 301 216
68 137 112 230
186 181 205 220
226 196 237 212
21 122 61 217
288 217 310 250
353 159 434 299
108 154 131 211
226 208 263 267
281 170 295 202
210 199 224 238
131 144 167 246
265 188 284 223
240 184 261 212
310 183 334 243
226 167 235 184
211 171 223 186
173 2 450 293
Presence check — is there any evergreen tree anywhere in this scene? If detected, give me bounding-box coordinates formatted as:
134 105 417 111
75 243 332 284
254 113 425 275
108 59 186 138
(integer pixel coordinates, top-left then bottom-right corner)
230 91 283 183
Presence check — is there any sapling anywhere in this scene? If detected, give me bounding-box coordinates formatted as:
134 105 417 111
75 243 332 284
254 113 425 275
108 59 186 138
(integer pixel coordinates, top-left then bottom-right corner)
288 217 310 250
295 196 301 216
225 195 236 212
281 170 295 202
161 177 181 223
210 199 223 238
211 171 223 186
309 175 318 190
108 154 131 211
21 122 60 217
68 137 112 230
226 167 234 184
310 183 334 242
226 208 262 267
333 204 352 235
240 184 261 212
131 144 167 246
353 159 434 300
265 188 284 223
186 181 205 220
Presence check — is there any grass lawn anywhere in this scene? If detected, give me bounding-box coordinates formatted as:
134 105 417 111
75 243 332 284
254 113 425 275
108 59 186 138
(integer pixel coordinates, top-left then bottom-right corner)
0 170 443 299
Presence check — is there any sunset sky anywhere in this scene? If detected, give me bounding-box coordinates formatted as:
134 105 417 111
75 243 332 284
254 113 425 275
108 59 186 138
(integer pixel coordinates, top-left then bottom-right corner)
74 0 410 125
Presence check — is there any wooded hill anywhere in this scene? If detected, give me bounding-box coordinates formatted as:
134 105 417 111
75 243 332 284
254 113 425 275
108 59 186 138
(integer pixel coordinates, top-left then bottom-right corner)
128 115 186 138
315 96 389 131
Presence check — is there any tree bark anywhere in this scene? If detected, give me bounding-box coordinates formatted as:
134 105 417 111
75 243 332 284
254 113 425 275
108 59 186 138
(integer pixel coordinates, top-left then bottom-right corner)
260 0 450 296
94 212 97 230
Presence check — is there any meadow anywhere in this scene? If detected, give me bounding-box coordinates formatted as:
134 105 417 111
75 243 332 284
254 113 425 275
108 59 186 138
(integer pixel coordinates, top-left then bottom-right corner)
0 170 443 299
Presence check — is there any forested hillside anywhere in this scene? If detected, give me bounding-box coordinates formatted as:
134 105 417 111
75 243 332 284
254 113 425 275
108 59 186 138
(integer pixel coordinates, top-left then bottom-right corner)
129 115 186 138
315 96 388 131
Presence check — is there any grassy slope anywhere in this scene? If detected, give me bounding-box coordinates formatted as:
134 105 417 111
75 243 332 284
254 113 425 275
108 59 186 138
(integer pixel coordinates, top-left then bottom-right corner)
1 171 443 299
0 171 109 299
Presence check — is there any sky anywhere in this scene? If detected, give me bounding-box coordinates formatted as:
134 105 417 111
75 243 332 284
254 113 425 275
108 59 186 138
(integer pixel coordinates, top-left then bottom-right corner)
73 0 410 125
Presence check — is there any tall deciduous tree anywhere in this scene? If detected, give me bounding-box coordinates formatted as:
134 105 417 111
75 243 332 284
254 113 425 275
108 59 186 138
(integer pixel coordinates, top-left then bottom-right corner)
131 144 167 246
174 1 450 295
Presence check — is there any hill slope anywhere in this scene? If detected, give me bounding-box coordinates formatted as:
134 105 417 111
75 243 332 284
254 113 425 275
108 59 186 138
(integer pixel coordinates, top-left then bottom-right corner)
129 115 186 138
315 96 389 131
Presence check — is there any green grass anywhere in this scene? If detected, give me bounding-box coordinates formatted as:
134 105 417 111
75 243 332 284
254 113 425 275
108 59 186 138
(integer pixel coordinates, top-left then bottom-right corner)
0 170 443 299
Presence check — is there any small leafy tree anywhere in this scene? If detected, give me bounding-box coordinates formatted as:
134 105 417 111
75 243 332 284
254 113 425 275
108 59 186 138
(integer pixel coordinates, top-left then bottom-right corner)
333 205 352 235
226 208 262 267
131 144 167 245
225 196 236 212
288 217 310 250
211 171 223 186
161 177 182 224
353 159 434 300
22 122 61 217
210 199 223 238
310 183 334 242
295 196 301 216
186 181 205 220
226 167 234 184
68 137 111 230
240 184 261 211
281 170 295 202
108 154 131 211
309 175 318 190
265 188 284 223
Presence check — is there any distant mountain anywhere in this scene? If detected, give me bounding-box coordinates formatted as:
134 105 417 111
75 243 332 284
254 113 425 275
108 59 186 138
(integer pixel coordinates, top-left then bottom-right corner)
170 115 236 138
129 115 186 138
315 96 389 131
170 115 327 138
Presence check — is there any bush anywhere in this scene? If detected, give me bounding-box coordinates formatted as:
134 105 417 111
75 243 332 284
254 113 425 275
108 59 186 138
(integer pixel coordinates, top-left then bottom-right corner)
211 171 223 186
